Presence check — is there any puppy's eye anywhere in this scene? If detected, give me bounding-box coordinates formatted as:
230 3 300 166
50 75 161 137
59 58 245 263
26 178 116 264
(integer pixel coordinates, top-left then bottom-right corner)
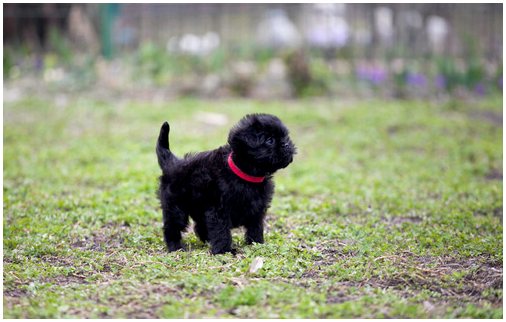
265 137 275 146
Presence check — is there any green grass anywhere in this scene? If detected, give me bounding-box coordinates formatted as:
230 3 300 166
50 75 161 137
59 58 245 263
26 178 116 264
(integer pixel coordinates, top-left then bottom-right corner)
4 94 503 318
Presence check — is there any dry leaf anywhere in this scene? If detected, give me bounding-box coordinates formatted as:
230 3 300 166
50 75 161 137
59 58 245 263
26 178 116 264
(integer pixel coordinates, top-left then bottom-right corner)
249 256 264 273
423 301 435 312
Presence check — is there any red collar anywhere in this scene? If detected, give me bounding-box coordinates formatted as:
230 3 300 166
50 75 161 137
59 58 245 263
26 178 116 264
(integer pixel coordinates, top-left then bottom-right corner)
227 153 265 183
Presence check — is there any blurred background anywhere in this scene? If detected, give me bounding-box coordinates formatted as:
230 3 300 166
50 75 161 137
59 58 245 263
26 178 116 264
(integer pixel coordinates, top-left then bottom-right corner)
3 3 503 101
4 4 504 319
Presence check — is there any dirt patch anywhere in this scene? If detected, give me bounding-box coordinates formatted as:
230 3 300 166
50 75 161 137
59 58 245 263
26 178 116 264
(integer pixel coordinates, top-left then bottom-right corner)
90 282 182 318
71 223 130 251
301 239 356 278
387 124 425 135
461 260 503 301
485 168 503 181
4 288 29 298
3 272 91 300
3 257 14 264
473 206 503 220
326 290 360 304
493 207 503 219
367 254 502 303
40 255 75 267
301 249 502 305
42 274 91 286
385 216 423 226
18 254 120 287
468 110 503 126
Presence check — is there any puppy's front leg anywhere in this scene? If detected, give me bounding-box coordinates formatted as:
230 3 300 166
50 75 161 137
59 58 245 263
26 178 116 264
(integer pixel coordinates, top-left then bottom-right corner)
205 209 234 255
244 218 264 244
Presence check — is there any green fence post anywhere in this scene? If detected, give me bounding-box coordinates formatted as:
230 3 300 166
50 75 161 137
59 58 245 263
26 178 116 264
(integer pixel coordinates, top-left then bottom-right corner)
100 3 120 59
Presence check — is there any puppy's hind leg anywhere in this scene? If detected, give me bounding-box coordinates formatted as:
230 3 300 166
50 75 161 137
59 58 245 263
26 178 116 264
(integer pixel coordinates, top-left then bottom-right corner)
162 206 188 252
194 221 209 243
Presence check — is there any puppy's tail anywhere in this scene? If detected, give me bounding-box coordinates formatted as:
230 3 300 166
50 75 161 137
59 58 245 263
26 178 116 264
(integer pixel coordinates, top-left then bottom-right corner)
156 121 178 173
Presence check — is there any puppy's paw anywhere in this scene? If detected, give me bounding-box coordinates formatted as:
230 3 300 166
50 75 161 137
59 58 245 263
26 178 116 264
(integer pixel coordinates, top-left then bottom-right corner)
167 241 185 252
211 247 236 256
245 238 264 245
245 235 264 245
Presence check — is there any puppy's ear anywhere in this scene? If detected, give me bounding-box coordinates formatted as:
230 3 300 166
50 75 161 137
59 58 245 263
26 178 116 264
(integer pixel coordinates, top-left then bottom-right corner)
227 126 244 149
228 126 262 152
250 115 274 134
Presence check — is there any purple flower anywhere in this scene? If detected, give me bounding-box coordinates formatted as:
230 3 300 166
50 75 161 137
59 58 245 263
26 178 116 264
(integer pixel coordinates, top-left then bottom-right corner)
356 65 388 85
355 66 367 80
434 74 446 89
474 83 486 96
498 76 503 90
370 68 388 85
405 72 427 87
307 28 327 47
34 56 44 71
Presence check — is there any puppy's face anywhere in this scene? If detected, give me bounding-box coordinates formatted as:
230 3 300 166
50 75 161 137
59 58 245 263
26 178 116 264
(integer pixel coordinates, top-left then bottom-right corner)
228 114 296 174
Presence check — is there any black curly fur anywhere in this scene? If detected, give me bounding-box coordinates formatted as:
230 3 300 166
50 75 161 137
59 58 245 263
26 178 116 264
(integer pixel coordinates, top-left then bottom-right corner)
156 114 296 255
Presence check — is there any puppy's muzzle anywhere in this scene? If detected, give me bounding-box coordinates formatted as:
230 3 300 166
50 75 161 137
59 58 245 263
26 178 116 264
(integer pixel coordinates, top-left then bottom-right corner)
280 145 295 168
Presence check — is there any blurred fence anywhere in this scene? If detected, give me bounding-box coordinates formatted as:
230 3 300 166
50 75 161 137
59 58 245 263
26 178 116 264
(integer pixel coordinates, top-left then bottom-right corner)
3 3 503 99
3 3 503 61
124 3 503 60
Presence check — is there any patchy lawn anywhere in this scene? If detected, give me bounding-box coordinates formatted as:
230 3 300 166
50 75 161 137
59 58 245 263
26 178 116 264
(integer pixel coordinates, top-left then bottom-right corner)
3 93 502 318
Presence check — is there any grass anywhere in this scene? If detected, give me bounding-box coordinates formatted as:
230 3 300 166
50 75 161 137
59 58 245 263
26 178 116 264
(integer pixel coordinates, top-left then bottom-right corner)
3 93 503 318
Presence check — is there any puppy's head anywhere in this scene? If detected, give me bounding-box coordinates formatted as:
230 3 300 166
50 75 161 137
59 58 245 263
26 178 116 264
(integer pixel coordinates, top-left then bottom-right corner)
228 114 296 174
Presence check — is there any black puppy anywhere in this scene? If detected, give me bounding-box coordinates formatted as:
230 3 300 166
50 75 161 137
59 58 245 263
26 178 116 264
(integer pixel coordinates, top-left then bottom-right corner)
156 114 295 254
